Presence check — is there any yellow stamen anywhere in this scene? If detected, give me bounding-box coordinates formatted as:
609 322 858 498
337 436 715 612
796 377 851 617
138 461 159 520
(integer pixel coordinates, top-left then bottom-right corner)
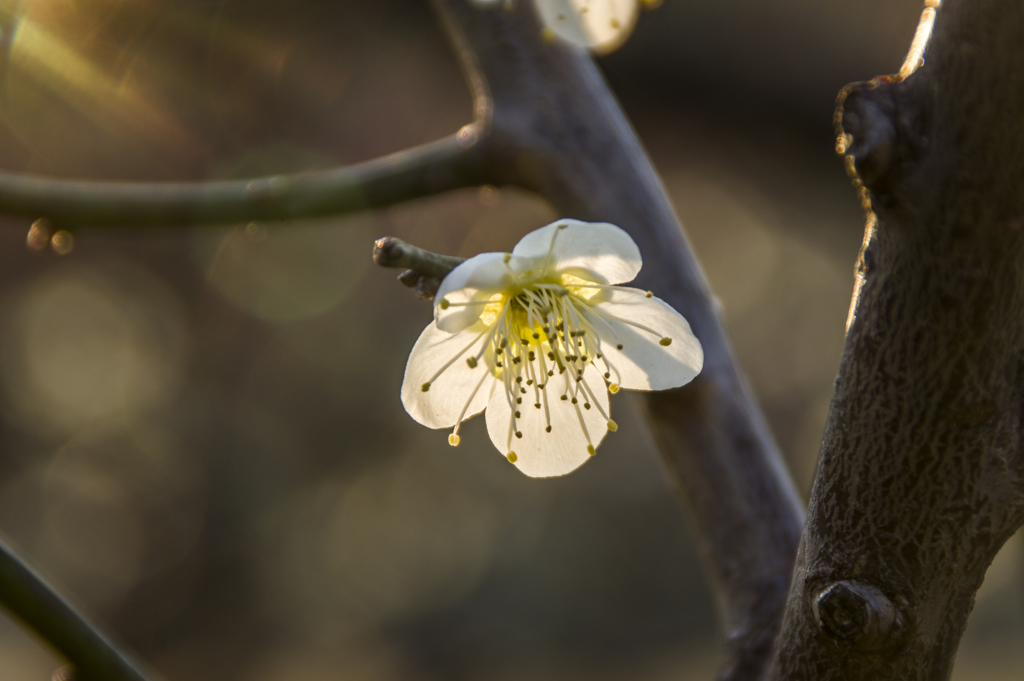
507 451 518 463
587 445 596 456
607 419 618 432
660 337 672 346
448 433 460 446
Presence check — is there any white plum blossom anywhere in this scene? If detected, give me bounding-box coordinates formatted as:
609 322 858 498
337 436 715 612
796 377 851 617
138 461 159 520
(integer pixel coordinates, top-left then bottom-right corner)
471 0 655 55
401 219 703 478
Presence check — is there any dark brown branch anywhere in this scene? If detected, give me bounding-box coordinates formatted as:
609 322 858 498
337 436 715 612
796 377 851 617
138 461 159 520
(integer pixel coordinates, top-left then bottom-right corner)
0 132 488 228
770 0 1024 679
0 539 156 681
430 3 804 679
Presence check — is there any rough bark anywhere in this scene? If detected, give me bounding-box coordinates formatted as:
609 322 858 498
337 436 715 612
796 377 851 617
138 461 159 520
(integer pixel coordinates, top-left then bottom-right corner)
769 1 1024 679
432 3 805 679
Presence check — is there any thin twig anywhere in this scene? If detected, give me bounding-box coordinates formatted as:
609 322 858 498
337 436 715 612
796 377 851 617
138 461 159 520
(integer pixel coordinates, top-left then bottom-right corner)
0 131 488 228
0 539 156 681
373 236 467 300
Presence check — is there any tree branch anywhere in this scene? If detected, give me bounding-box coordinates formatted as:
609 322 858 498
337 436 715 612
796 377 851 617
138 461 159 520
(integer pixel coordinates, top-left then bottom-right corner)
373 236 466 299
0 132 488 228
770 0 1024 678
0 539 157 681
430 3 804 679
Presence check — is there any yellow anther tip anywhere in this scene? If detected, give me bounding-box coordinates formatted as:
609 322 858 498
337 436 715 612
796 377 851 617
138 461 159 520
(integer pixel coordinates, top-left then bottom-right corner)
502 253 511 263
645 291 653 298
660 337 672 346
609 383 620 394
607 419 618 432
421 382 431 392
440 299 450 310
587 445 596 456
507 451 518 463
466 357 478 368
448 433 461 447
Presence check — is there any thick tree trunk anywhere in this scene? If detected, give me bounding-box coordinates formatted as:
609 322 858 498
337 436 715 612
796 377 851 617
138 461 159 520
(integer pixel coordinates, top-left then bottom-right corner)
770 1 1024 679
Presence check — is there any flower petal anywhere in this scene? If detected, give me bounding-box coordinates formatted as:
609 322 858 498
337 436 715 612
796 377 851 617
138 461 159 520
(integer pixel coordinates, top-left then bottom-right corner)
435 252 517 333
485 360 609 478
401 321 494 428
581 287 703 391
512 219 641 285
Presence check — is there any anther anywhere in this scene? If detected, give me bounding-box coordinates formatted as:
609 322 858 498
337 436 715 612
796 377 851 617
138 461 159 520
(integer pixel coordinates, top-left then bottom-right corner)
660 337 673 346
503 253 511 263
609 383 620 394
645 291 653 298
584 403 591 410
515 431 523 439
440 299 451 309
516 377 523 383
421 382 431 392
527 379 534 386
521 388 527 394
532 333 539 339
571 398 578 404
507 451 518 463
448 433 461 446
608 419 618 432
529 352 536 361
616 344 624 350
561 395 568 401
548 370 554 376
587 445 596 456
559 223 567 229
547 351 555 360
534 403 541 409
466 357 478 368
496 362 503 367
604 372 611 378
515 411 521 418
545 425 552 433
517 397 522 404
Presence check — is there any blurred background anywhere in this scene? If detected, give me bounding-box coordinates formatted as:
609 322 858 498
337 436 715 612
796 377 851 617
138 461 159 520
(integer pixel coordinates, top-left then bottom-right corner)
0 1 1018 680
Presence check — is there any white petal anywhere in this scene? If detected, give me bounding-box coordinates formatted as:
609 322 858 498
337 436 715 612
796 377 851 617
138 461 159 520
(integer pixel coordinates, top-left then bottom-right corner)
532 0 640 55
485 360 610 478
512 219 641 285
434 252 516 333
401 321 494 428
581 287 703 391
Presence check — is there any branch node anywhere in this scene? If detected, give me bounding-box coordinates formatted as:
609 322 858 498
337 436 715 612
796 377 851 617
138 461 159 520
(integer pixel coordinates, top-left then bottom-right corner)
812 580 905 651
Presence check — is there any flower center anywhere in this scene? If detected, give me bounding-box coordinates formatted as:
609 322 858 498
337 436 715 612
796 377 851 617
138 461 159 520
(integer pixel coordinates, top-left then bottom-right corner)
479 281 619 458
